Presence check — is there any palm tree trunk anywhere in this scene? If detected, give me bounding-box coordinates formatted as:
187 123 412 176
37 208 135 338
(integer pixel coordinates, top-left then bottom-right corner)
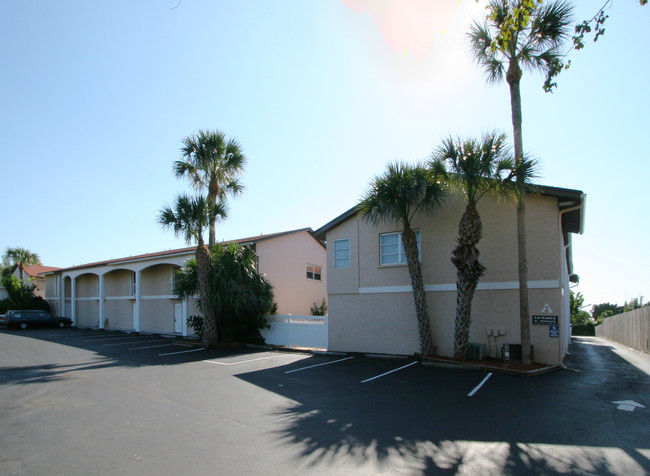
207 180 220 250
402 224 434 356
508 60 532 365
196 244 218 346
452 204 486 360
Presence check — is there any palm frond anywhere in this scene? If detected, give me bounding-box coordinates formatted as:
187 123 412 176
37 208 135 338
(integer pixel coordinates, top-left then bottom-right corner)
359 161 445 227
430 131 509 205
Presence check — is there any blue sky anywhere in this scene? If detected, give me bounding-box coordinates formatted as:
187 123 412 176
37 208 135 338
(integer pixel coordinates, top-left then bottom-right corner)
2 0 648 309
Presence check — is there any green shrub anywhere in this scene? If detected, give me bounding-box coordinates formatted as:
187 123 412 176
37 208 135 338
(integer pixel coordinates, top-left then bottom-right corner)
310 298 327 316
572 324 595 336
186 315 203 340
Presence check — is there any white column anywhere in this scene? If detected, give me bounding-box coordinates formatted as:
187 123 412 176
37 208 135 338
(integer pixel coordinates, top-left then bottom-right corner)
134 270 141 332
99 274 105 329
71 277 77 325
182 297 189 336
59 275 65 318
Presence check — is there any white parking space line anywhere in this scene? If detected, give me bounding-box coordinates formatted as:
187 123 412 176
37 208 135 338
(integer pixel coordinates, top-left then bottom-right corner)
129 343 174 350
159 348 205 356
467 372 493 397
361 361 418 383
40 332 98 338
84 336 141 342
284 356 354 374
203 354 293 366
104 339 168 347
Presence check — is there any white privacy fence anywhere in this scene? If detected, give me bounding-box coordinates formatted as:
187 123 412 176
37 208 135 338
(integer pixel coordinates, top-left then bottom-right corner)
261 315 328 350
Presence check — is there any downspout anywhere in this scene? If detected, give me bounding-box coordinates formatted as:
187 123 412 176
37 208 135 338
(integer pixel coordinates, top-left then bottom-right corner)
558 199 585 364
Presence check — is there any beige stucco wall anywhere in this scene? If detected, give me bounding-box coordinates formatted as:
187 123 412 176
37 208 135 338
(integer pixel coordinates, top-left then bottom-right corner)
141 299 176 333
76 300 99 328
76 274 99 298
141 264 176 296
104 270 134 297
325 192 568 365
104 299 134 330
257 230 327 315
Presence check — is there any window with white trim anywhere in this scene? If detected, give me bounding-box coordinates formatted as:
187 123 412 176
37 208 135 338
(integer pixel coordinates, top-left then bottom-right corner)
380 231 420 265
334 239 350 269
306 264 322 281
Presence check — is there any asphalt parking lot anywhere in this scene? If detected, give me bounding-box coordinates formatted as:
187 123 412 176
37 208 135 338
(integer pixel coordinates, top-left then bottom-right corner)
0 328 648 475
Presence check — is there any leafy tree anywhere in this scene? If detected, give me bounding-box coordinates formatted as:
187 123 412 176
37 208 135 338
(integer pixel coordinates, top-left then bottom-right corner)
591 302 623 320
623 296 648 312
468 0 573 364
2 247 41 283
0 274 50 314
570 291 591 326
359 162 446 355
174 130 246 249
174 244 276 343
430 132 524 360
158 194 227 346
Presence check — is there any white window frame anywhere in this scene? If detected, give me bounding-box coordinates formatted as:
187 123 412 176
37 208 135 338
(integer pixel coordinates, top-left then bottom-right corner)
380 230 421 266
306 264 322 281
333 239 351 269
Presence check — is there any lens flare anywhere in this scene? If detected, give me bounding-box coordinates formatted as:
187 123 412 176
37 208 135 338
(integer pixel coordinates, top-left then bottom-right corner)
342 0 463 59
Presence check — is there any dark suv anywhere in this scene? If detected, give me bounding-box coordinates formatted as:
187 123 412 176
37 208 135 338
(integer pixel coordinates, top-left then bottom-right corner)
5 310 73 330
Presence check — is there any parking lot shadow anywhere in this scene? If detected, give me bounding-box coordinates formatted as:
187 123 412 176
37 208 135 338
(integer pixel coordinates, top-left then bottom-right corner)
236 338 650 475
0 360 120 386
0 327 251 371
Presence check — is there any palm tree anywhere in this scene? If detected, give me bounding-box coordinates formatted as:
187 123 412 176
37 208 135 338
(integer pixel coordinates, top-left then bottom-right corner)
158 194 228 346
173 243 276 344
430 132 514 361
468 0 573 364
2 247 41 283
359 162 445 356
208 243 276 343
174 130 246 249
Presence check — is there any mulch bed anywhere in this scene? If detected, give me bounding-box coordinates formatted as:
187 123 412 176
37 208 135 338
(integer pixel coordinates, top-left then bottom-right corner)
420 354 557 374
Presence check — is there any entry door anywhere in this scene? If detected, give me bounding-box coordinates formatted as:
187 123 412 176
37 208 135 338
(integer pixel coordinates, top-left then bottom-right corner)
174 303 183 333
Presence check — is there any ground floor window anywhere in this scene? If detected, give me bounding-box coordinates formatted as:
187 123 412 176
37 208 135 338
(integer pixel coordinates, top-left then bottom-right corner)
306 264 322 281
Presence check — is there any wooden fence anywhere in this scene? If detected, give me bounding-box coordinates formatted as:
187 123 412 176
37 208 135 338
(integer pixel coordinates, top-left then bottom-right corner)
595 307 650 354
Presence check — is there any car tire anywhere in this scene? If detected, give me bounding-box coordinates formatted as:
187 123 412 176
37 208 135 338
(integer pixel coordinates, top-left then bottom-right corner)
19 322 28 330
57 320 66 328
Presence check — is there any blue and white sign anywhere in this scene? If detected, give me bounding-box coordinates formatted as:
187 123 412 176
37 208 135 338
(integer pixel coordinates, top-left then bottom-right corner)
549 325 559 338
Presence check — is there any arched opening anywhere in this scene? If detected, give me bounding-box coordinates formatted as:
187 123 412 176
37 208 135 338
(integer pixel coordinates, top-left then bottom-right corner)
139 263 183 333
103 268 136 331
75 272 100 328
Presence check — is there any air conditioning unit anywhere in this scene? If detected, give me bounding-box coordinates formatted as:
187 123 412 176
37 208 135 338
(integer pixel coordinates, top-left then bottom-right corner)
467 343 486 360
501 344 534 362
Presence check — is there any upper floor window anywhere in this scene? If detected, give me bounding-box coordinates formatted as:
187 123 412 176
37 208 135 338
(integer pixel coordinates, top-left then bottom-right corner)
334 239 350 269
380 230 420 266
306 264 322 281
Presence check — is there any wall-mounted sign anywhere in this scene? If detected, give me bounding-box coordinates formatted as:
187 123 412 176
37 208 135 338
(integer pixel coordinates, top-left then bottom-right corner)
533 315 558 325
540 304 554 314
549 325 559 338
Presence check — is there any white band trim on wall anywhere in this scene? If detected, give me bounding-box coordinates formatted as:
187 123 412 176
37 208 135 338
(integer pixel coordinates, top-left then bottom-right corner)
358 280 560 294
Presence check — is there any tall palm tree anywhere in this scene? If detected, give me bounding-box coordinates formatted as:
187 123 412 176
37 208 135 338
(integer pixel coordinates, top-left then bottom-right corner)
468 0 573 364
2 247 41 283
174 130 246 249
359 162 445 356
158 194 228 346
430 132 514 361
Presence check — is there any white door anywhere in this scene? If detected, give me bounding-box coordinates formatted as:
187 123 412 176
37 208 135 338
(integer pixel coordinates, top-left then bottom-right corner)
174 303 183 333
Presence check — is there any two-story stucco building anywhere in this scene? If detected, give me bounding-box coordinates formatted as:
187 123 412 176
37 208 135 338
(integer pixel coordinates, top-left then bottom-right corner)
315 186 585 365
44 228 327 336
